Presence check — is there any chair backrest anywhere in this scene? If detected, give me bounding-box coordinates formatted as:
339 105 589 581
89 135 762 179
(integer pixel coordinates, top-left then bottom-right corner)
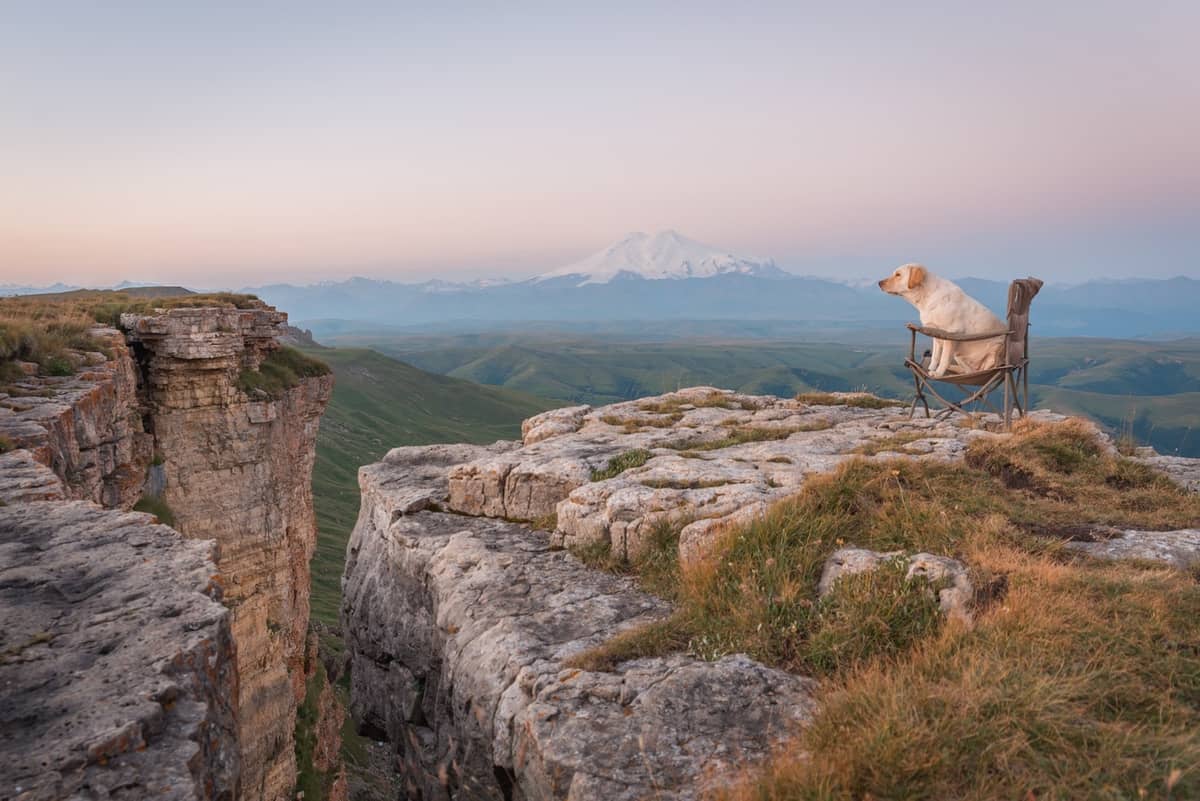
1006 277 1043 365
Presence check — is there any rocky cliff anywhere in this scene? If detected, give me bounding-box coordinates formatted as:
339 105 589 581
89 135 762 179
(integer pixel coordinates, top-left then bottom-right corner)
0 302 332 801
0 325 151 508
343 443 816 801
123 308 333 801
342 387 1200 800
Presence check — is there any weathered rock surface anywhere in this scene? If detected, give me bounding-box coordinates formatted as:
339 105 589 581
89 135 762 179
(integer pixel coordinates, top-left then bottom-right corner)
0 501 238 801
0 449 66 503
1135 454 1200 494
0 326 151 508
125 306 333 801
343 445 816 801
448 387 1060 562
1066 452 1200 568
1066 529 1200 568
818 547 975 623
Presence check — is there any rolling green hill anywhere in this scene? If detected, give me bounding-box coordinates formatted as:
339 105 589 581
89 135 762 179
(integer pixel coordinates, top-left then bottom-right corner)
302 347 556 624
324 332 1200 458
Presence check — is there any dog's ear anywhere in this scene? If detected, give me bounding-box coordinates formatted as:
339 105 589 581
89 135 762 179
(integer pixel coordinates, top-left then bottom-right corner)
907 265 926 289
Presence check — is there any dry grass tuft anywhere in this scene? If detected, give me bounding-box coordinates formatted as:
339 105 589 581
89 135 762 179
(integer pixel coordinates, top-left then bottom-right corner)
600 411 683 433
640 478 735 490
0 290 261 378
852 430 929 456
796 392 906 409
666 421 832 452
965 417 1200 532
639 391 758 414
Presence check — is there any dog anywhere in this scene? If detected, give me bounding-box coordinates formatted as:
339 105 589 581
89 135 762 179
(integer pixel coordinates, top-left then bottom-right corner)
878 263 1006 377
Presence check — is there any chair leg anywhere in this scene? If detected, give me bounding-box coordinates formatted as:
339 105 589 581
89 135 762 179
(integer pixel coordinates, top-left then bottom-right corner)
910 374 929 419
998 371 1008 429
1023 366 1030 417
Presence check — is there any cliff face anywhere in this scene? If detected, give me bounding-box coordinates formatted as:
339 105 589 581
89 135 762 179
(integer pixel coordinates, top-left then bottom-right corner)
0 325 151 508
342 440 817 801
124 308 333 801
0 303 332 801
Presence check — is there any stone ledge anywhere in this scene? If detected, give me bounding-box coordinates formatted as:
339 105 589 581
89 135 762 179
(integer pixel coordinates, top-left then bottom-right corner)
0 501 239 801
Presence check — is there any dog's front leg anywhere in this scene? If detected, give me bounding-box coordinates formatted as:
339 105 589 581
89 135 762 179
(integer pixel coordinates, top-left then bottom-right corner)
932 340 956 377
929 339 942 372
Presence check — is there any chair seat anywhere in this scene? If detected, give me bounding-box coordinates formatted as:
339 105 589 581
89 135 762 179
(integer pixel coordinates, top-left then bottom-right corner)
904 359 1018 387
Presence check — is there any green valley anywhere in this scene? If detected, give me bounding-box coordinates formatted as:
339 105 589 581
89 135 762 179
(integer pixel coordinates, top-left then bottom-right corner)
301 346 556 625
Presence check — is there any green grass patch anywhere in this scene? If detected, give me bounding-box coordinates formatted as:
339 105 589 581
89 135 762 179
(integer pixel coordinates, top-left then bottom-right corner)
0 434 13 454
133 494 176 527
237 346 331 400
590 448 653 481
294 661 335 801
804 556 946 675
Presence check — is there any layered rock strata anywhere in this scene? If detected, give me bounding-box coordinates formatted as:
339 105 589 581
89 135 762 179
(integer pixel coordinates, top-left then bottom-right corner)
1 303 331 801
0 500 238 801
122 307 333 801
343 443 817 800
0 325 151 508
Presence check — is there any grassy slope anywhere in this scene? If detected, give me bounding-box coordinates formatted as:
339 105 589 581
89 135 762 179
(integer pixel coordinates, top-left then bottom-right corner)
335 334 1200 456
567 420 1200 799
302 346 555 624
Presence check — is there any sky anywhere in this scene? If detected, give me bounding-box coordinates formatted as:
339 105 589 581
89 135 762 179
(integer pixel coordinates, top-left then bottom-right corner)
2 1 1198 288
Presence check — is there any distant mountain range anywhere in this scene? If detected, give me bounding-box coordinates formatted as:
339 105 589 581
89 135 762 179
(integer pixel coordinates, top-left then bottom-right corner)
6 231 1198 338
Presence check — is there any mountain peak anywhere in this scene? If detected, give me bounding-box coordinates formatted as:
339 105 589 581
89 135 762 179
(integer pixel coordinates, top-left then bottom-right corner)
536 230 785 286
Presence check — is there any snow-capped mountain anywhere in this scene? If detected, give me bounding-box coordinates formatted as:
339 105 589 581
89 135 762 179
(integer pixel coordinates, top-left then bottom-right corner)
535 230 787 286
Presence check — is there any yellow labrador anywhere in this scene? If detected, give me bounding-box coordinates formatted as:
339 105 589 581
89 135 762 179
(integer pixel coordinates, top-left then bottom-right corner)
879 263 1005 377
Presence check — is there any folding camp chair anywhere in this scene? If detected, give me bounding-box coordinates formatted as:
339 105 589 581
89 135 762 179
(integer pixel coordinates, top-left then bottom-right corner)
905 277 1043 429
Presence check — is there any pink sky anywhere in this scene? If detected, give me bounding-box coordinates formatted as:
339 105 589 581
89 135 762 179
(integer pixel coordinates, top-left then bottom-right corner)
2 3 1198 286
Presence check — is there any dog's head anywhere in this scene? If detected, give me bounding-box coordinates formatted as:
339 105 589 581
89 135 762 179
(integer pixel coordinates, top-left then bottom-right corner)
878 263 927 297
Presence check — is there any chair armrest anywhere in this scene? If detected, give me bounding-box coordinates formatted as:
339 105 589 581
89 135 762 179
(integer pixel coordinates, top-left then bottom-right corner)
906 323 1012 342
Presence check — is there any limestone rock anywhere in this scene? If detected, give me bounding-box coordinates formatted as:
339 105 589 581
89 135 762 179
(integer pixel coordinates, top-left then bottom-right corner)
1066 528 1200 568
129 306 332 801
343 446 817 801
0 449 65 504
818 547 975 623
816 547 904 596
1135 454 1200 494
0 326 152 509
442 387 1045 562
907 552 975 623
521 404 590 444
0 501 238 801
